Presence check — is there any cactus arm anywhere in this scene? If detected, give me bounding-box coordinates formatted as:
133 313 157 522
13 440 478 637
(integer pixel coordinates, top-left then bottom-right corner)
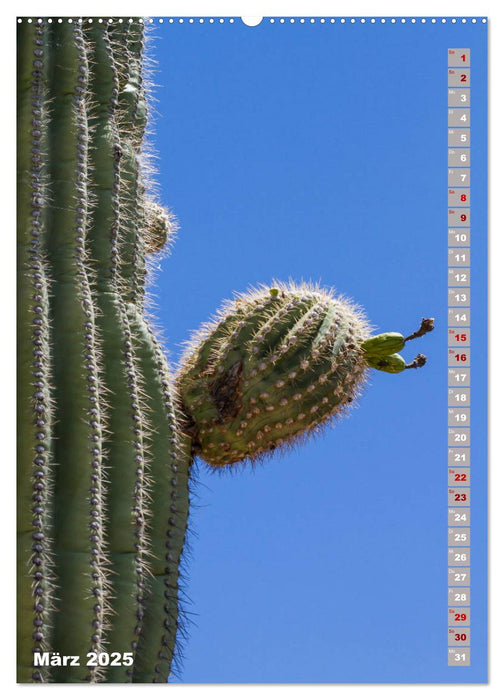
177 283 374 467
127 309 192 682
16 20 54 682
44 22 110 681
180 289 350 465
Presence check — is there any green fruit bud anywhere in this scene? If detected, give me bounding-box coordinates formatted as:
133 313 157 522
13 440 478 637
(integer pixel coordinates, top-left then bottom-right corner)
364 353 406 374
361 332 405 357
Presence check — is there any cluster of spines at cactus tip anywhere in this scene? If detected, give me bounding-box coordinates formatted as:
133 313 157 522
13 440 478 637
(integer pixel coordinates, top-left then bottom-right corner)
176 282 373 468
17 17 189 684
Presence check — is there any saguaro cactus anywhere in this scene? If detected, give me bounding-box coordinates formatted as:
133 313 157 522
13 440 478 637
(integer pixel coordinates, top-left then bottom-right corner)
17 17 433 683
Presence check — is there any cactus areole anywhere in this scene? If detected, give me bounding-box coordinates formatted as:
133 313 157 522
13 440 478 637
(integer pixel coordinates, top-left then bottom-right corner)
17 18 434 683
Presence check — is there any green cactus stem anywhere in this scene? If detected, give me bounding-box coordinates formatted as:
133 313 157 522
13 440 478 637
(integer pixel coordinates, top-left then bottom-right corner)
83 23 150 680
43 20 112 682
17 18 191 683
17 19 54 682
125 309 191 682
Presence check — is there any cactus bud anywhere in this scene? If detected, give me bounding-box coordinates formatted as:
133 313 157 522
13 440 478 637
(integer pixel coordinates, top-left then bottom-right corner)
362 318 434 373
176 282 372 467
143 200 177 254
361 332 405 357
364 353 407 373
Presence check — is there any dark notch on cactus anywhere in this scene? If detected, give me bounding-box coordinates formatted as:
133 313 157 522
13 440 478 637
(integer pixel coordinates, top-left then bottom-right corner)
17 16 434 684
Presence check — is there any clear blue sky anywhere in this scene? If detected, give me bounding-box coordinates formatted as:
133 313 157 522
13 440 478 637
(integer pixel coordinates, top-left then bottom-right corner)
145 17 487 683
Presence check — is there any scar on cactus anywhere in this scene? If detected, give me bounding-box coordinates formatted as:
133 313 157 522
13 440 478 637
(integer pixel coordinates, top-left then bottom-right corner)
175 282 434 468
17 17 434 683
143 199 178 254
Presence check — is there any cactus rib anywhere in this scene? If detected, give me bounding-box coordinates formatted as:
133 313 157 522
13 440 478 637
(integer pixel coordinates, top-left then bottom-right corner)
113 20 149 305
44 21 111 682
83 22 151 681
127 310 192 682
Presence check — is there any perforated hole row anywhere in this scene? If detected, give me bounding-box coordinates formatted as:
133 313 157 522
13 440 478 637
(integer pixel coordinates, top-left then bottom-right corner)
17 17 488 25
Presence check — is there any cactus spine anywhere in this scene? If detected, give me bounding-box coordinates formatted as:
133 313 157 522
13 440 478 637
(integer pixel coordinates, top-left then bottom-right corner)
17 17 433 683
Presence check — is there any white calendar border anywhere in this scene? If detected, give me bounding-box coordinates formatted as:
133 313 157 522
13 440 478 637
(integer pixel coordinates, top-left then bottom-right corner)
6 2 501 698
